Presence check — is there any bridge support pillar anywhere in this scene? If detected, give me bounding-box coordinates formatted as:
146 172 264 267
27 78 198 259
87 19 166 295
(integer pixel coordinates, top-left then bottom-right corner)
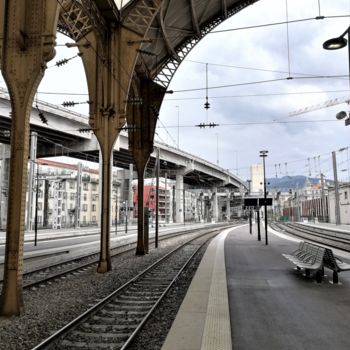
175 173 184 224
226 190 231 222
0 0 59 316
212 187 218 222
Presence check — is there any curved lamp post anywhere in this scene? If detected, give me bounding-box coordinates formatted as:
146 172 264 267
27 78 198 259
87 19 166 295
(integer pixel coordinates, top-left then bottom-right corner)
323 27 350 125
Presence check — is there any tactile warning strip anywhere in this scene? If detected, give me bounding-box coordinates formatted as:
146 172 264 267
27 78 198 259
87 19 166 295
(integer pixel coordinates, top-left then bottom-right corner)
162 226 241 350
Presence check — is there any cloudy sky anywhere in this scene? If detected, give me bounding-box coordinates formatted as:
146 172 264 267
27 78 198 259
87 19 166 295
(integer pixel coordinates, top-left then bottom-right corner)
1 0 350 183
159 0 350 182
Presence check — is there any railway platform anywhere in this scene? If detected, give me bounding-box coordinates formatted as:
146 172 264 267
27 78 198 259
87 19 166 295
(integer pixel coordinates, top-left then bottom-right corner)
300 220 350 233
163 224 350 350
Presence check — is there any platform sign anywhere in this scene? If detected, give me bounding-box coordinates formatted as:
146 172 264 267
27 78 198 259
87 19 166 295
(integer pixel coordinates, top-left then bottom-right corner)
244 197 273 208
259 198 272 206
244 198 258 208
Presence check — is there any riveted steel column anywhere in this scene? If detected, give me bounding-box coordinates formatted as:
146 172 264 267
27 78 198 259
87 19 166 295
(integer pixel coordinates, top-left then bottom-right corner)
0 0 59 316
127 77 166 255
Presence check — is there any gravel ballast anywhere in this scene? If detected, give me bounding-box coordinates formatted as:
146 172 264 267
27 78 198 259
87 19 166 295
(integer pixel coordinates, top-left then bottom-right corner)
0 232 209 350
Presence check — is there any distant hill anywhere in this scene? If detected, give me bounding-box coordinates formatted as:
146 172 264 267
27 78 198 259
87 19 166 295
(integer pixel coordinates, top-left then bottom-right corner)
266 175 319 192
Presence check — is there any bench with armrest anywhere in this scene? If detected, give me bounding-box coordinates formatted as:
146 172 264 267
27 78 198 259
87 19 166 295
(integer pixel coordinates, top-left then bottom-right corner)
282 242 325 283
283 241 350 283
323 248 350 283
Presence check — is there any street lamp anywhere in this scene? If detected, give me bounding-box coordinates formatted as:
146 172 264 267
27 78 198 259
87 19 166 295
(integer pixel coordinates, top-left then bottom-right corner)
323 26 350 125
259 150 268 245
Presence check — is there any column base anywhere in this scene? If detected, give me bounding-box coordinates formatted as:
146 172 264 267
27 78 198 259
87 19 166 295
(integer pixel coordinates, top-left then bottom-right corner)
97 259 111 273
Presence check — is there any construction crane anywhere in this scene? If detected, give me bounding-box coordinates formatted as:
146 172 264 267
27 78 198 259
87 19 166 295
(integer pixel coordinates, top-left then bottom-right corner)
289 96 350 116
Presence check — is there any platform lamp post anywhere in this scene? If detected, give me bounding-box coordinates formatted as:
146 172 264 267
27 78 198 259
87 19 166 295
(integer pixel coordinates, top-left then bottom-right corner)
247 179 252 234
259 150 269 245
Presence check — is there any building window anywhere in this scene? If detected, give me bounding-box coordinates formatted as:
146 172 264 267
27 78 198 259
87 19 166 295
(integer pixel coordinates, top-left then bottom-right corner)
69 181 75 189
84 193 87 201
345 191 348 200
92 204 96 212
82 204 88 211
92 184 97 191
70 193 75 200
83 183 88 190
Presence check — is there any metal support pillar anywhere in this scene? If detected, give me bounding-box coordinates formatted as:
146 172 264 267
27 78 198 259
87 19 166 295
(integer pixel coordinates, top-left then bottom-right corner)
320 173 326 221
249 210 252 234
144 207 149 254
155 148 160 247
128 164 133 223
332 152 341 225
0 0 59 317
97 144 113 272
126 78 165 255
257 207 261 241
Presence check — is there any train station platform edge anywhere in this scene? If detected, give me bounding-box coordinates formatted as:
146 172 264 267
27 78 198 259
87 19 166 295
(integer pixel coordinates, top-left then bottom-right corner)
161 226 239 350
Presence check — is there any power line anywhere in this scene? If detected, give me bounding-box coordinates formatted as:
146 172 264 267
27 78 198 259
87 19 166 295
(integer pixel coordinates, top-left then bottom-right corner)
184 59 343 79
168 75 348 93
156 119 339 129
164 90 349 101
209 15 350 34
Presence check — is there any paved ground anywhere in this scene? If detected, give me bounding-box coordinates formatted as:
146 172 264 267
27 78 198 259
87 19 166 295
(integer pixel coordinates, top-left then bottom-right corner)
225 225 350 350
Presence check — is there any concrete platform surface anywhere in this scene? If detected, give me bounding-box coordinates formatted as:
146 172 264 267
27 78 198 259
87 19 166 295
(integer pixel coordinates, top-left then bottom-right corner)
162 223 350 350
299 221 350 233
226 225 350 350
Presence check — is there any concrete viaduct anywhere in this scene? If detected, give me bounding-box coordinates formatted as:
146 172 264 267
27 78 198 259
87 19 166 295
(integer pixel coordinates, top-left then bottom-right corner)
0 88 245 224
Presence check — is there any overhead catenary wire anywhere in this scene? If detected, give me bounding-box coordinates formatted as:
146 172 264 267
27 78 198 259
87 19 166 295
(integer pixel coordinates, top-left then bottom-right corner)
184 59 348 80
168 75 349 93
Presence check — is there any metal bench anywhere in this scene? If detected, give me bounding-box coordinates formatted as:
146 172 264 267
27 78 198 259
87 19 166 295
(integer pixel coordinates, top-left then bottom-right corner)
282 242 325 283
323 247 350 284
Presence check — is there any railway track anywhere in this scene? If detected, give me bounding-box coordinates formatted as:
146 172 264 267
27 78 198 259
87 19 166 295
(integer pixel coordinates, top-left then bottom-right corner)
0 223 234 291
270 222 350 251
31 227 221 350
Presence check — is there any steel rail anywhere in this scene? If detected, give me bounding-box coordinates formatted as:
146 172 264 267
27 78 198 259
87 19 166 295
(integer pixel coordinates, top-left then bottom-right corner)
31 226 225 350
271 222 350 252
0 223 233 290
